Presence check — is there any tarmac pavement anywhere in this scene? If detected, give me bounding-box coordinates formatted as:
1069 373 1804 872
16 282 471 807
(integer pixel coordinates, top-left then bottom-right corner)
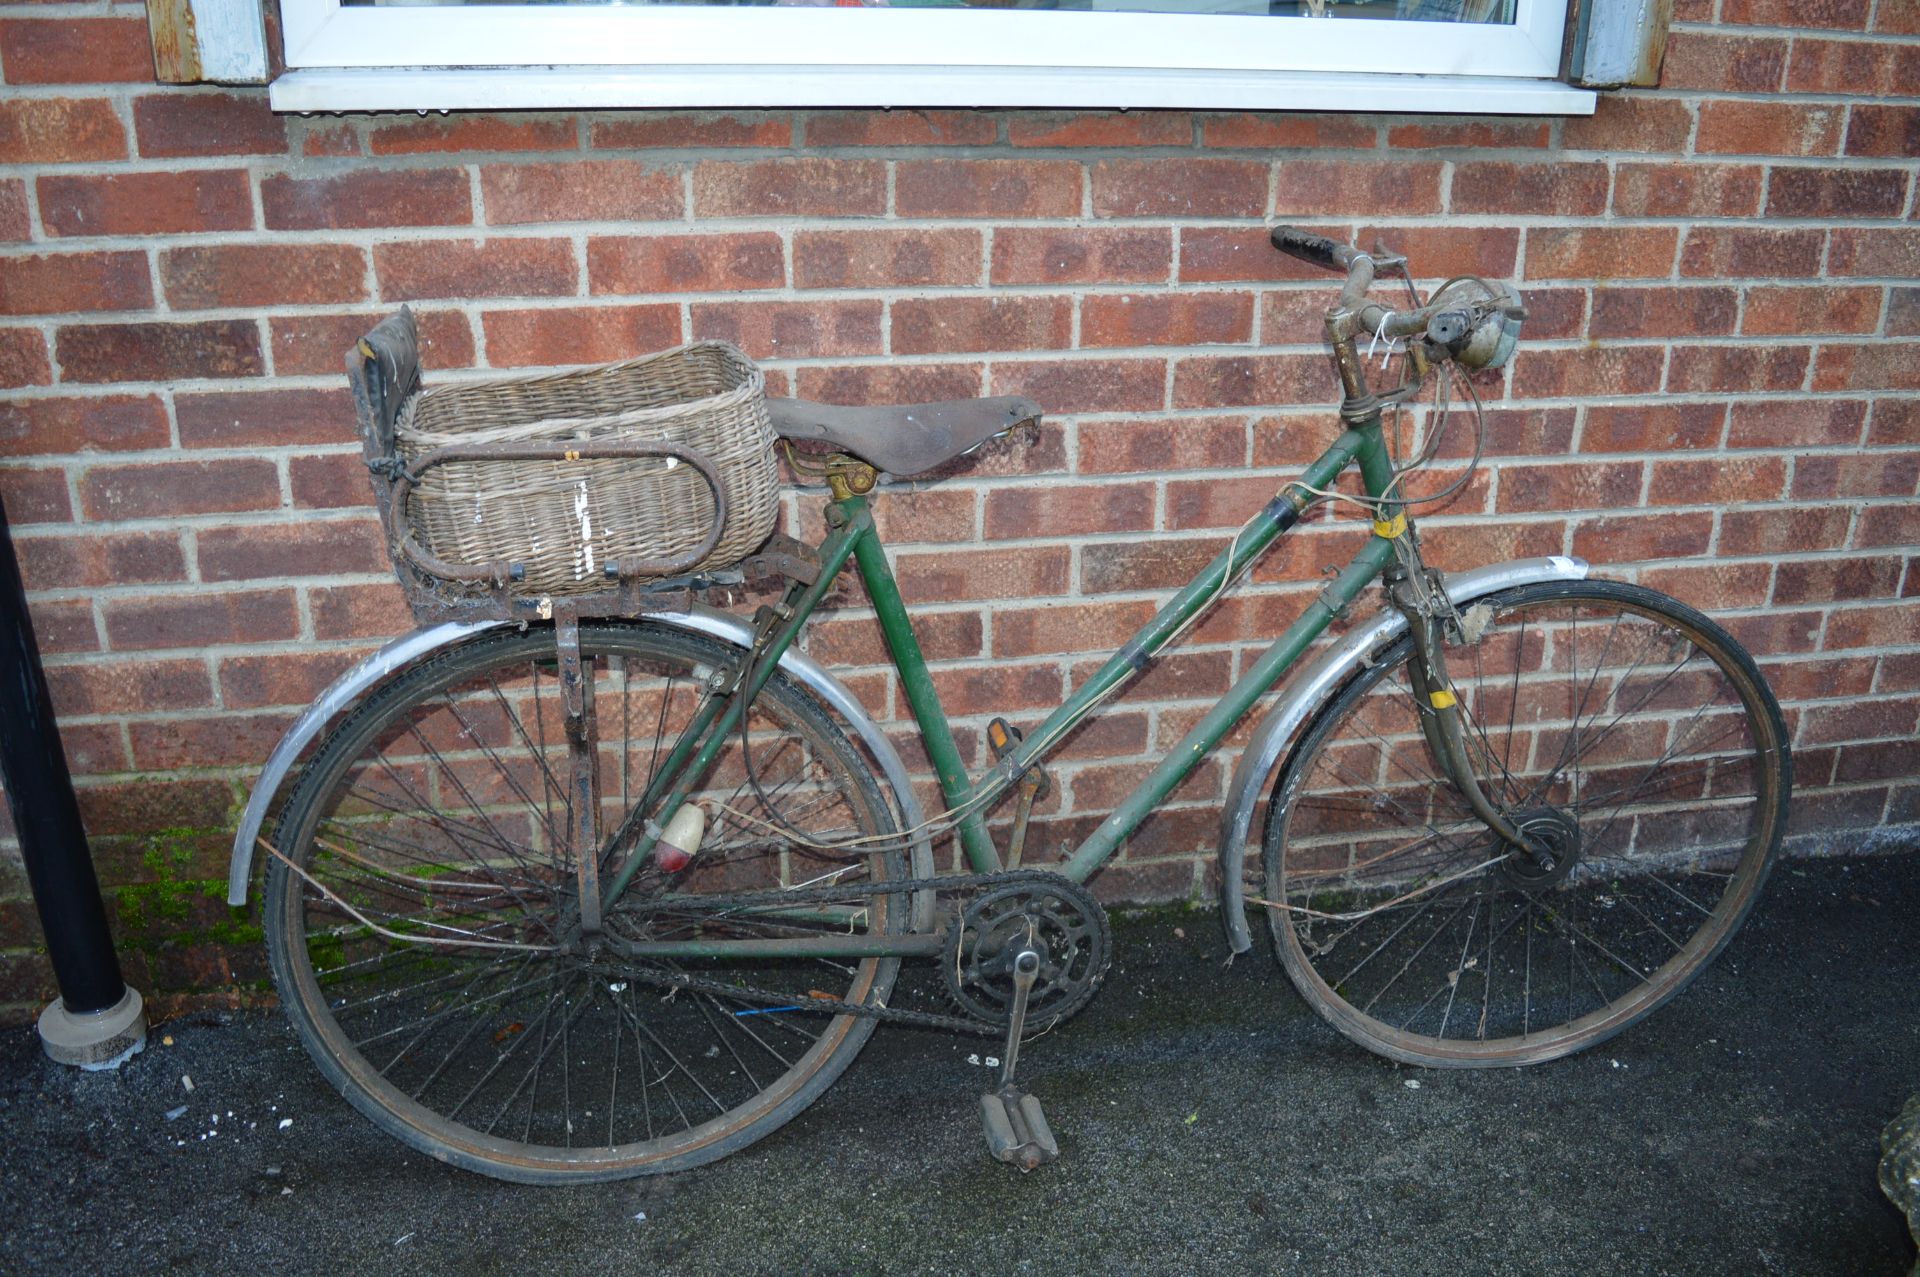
3 850 1917 1276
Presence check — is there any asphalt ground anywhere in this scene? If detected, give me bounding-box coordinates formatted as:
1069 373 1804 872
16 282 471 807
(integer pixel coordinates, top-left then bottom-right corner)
3 851 1917 1277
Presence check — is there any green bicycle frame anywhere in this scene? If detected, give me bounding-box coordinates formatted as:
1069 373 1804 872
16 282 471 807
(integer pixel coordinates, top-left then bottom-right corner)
602 410 1407 946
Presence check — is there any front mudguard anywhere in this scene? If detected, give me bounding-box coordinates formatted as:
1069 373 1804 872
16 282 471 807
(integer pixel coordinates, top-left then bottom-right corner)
225 606 936 930
1216 555 1591 954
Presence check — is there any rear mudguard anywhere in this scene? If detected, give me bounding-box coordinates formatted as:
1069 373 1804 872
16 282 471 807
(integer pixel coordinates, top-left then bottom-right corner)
1216 555 1591 954
225 606 936 930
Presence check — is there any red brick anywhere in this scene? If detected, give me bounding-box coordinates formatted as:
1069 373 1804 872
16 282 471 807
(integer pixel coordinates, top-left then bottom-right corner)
0 393 167 457
1580 402 1724 453
1647 457 1787 506
1080 416 1245 475
1416 519 1568 575
1613 163 1761 217
1077 537 1217 594
1696 101 1843 157
373 237 574 301
1172 353 1324 409
79 457 279 520
1081 292 1252 349
1660 32 1788 92
1812 345 1920 393
892 296 1069 356
482 305 683 368
175 388 353 449
196 518 386 582
481 158 680 225
1640 560 1773 611
925 662 1064 718
1726 398 1865 449
1004 111 1182 147
102 588 299 650
0 251 150 316
808 110 996 146
162 243 368 311
992 357 1166 414
38 169 251 238
129 712 298 771
45 657 211 717
991 599 1156 659
1511 346 1663 399
593 232 784 294
0 179 25 242
691 299 881 360
1571 511 1713 562
1796 450 1920 497
269 310 473 378
897 160 1080 219
1766 167 1909 219
1846 104 1920 157
695 158 884 218
1526 227 1677 281
1885 289 1920 335
1519 287 1588 341
983 481 1154 540
58 320 263 384
1274 159 1442 217
300 124 360 158
1775 555 1903 607
1721 0 1868 26
368 116 576 155
1874 0 1920 32
1094 157 1275 218
1590 287 1736 340
1743 286 1882 336
1163 475 1290 533
1828 228 1920 278
1355 225 1519 282
217 649 363 710
893 546 1069 604
1856 503 1920 549
0 96 125 164
998 227 1180 291
590 112 791 150
866 488 977 545
1868 398 1920 445
1198 113 1371 148
1826 601 1920 650
0 328 51 389
1494 461 1643 514
0 17 152 83
1680 227 1825 279
288 452 367 511
26 598 98 652
309 581 411 640
1178 224 1338 284
0 466 68 522
794 229 977 290
807 608 980 668
1560 97 1693 153
263 168 471 230
16 529 184 593
1669 345 1811 394
1453 162 1607 217
1388 118 1548 149
133 93 285 158
795 362 984 408
1786 36 1920 93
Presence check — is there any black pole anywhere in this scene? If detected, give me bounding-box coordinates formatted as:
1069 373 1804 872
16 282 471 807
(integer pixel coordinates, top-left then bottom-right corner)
0 495 128 1016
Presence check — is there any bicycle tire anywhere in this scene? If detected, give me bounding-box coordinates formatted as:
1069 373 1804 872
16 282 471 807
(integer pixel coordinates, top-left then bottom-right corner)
1262 579 1791 1068
264 622 906 1183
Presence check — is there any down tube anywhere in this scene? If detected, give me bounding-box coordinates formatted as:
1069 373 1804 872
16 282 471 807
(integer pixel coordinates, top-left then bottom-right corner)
1059 533 1398 884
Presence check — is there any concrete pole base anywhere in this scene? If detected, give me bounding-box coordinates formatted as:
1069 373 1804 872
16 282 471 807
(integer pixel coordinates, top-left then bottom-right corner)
38 987 147 1071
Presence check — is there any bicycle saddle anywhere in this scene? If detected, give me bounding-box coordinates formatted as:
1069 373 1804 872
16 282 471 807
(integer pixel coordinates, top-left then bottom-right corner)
767 396 1042 477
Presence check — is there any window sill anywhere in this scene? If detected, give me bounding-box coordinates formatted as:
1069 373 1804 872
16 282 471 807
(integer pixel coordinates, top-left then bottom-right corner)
268 65 1597 116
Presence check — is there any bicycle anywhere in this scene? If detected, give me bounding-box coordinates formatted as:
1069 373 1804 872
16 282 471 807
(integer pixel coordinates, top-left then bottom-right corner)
225 226 1793 1183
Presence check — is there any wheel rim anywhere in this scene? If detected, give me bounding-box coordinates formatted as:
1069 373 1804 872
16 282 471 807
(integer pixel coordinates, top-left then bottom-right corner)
267 625 902 1178
1266 583 1787 1066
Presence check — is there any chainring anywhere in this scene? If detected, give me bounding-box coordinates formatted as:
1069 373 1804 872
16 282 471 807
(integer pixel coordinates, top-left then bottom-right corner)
943 872 1111 1033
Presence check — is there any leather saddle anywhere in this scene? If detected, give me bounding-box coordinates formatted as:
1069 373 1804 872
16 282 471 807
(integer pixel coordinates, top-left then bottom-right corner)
768 396 1042 478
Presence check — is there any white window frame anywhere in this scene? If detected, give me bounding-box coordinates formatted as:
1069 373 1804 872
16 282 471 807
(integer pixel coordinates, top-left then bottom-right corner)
271 0 1596 114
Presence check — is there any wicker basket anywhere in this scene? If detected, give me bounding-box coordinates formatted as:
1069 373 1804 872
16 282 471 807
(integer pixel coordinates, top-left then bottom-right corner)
393 342 778 596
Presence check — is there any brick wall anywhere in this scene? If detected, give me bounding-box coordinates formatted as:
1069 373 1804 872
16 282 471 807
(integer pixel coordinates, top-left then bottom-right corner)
1 2 1916 1022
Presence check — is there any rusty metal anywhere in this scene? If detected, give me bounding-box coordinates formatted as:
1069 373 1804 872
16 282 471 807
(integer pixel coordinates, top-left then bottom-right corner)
554 611 604 937
741 534 824 587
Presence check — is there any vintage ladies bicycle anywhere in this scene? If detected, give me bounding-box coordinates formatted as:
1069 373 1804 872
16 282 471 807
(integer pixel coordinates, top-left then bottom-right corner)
226 226 1792 1183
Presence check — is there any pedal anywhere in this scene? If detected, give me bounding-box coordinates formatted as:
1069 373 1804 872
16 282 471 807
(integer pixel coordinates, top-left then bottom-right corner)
981 1085 1059 1172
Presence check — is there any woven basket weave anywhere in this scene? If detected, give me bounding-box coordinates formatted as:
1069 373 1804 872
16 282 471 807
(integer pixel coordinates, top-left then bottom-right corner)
394 342 778 595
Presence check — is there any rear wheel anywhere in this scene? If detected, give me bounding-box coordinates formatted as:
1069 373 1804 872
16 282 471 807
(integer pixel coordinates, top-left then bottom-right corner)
1262 580 1790 1067
264 623 906 1182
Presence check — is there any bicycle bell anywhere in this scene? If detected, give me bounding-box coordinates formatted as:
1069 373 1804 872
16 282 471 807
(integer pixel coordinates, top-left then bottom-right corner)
1423 279 1526 371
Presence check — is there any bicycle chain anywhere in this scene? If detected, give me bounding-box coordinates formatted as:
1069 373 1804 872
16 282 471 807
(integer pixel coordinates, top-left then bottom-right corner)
595 868 1080 1035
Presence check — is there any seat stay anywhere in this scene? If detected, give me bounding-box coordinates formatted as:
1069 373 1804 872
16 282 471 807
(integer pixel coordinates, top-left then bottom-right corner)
768 395 1040 478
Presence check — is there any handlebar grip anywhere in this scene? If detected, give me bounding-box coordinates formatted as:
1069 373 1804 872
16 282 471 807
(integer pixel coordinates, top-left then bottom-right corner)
1269 225 1358 273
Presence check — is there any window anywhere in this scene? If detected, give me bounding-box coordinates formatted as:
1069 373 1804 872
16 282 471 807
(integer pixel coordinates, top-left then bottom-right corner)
272 0 1594 113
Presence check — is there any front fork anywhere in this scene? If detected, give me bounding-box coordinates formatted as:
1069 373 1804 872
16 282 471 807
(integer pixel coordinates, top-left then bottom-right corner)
1384 556 1542 860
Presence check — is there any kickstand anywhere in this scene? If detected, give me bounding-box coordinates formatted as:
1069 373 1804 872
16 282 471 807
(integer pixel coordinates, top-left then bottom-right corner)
979 945 1060 1172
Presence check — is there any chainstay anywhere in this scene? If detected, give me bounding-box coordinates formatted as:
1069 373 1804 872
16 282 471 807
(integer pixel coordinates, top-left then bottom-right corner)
621 868 1073 919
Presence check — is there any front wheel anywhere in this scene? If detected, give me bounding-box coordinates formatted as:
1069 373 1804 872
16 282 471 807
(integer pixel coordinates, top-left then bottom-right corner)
1262 580 1791 1068
264 622 907 1183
